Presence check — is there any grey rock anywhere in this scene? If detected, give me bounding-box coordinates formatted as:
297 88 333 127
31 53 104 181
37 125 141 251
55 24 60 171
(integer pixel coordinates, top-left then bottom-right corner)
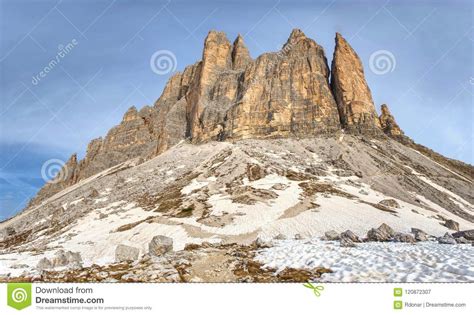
274 233 287 240
115 244 140 262
149 235 173 256
393 233 415 243
51 250 69 267
367 223 395 242
324 230 340 241
340 237 356 247
438 232 457 245
443 219 460 231
378 199 400 208
294 234 303 240
254 237 272 248
452 229 474 241
36 257 53 270
455 237 470 244
340 230 361 243
366 228 389 242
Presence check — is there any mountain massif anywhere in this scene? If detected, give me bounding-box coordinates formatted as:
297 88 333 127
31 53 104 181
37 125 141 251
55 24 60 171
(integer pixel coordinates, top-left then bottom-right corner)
0 29 472 283
30 29 422 206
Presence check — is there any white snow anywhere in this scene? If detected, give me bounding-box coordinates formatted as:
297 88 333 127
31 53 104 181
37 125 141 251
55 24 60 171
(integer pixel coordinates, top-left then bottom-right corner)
173 174 303 235
255 239 474 282
181 177 216 195
0 201 211 275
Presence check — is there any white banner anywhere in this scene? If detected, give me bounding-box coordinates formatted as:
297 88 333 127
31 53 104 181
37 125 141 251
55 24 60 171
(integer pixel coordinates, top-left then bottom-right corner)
1 283 472 314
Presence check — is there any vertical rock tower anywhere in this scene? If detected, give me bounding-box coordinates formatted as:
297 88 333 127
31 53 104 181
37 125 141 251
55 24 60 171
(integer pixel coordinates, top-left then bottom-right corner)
331 33 382 134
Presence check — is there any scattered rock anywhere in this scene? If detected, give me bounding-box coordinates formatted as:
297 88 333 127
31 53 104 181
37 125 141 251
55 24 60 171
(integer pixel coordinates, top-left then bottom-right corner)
438 232 457 245
443 219 460 231
324 230 340 241
115 244 140 262
51 250 69 267
247 164 265 181
254 237 272 248
411 228 428 242
149 235 173 256
366 223 395 242
340 237 356 247
274 234 286 240
37 258 53 271
271 183 287 190
392 233 415 243
99 213 108 219
294 234 303 240
378 199 400 208
455 237 470 244
452 230 474 241
358 189 369 195
340 230 361 243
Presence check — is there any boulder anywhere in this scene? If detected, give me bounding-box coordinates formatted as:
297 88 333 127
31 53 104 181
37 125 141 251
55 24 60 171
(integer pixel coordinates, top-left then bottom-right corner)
452 230 474 241
438 232 457 245
324 230 340 241
149 235 173 256
36 257 53 271
367 228 390 242
274 233 287 240
51 250 69 267
254 237 272 248
443 219 460 231
115 244 140 262
366 223 395 242
393 233 415 243
340 230 361 243
340 237 356 247
378 199 400 208
455 237 470 244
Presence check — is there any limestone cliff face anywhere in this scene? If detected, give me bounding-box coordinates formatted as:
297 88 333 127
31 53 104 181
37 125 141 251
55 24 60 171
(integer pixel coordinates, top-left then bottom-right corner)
331 33 382 134
224 29 341 139
379 104 404 137
29 29 407 206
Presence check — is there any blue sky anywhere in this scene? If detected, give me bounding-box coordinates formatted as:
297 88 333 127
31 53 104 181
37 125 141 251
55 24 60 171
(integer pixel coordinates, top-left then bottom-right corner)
0 0 472 220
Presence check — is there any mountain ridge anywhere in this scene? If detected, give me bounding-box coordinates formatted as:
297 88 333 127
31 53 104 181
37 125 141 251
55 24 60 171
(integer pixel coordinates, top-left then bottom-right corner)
24 28 473 212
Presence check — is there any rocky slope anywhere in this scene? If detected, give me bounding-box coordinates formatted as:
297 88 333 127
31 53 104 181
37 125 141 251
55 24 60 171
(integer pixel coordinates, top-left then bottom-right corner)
0 29 473 282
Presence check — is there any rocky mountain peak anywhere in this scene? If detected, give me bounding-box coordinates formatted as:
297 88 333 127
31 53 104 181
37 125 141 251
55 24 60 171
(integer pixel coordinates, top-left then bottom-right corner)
202 30 232 69
123 106 139 122
379 104 404 137
231 34 251 70
331 32 382 134
27 29 413 206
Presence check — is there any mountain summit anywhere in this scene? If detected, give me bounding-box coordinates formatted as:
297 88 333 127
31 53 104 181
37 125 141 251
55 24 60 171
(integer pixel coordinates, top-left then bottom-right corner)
30 29 417 205
0 29 472 282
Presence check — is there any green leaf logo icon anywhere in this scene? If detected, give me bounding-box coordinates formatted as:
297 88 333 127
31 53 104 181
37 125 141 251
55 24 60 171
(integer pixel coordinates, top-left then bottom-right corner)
7 283 32 310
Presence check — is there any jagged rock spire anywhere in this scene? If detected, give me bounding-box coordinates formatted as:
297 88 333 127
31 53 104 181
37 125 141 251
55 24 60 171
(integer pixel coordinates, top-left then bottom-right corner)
232 34 251 70
330 33 382 134
379 104 404 137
